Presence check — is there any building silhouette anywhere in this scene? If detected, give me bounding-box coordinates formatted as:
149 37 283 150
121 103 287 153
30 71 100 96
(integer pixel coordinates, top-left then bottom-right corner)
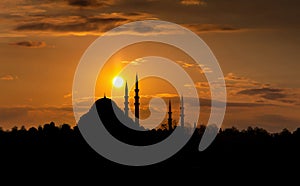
123 75 185 130
168 100 173 130
180 95 184 128
134 74 140 126
124 81 129 118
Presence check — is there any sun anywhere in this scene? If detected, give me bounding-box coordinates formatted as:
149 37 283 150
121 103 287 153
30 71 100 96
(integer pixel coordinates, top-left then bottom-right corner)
112 76 124 88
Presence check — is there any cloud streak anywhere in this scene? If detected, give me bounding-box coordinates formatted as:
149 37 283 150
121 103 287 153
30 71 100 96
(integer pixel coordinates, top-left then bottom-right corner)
180 0 206 6
237 87 297 104
0 105 75 130
9 41 46 48
67 0 116 7
0 74 18 81
13 12 154 35
184 24 242 34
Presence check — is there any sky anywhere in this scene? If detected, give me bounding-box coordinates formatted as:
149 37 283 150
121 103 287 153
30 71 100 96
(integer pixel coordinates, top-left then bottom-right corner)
0 0 300 132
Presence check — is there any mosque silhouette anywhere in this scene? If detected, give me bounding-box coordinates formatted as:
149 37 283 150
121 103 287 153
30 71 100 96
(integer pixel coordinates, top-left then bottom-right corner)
122 74 186 130
77 73 195 146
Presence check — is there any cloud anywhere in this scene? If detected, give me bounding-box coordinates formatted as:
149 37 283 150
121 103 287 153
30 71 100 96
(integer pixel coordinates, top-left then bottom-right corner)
63 93 72 99
141 94 269 108
0 105 75 130
15 17 126 32
237 87 294 103
176 60 211 74
2 0 300 38
0 74 18 81
184 24 241 33
238 87 283 96
225 73 249 82
14 12 154 35
67 0 115 7
9 41 46 48
121 58 146 65
224 73 263 89
180 0 206 6
261 92 286 100
176 60 198 68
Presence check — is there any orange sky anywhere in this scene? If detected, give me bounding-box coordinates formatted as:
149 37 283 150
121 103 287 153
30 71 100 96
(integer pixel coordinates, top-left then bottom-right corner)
0 0 300 132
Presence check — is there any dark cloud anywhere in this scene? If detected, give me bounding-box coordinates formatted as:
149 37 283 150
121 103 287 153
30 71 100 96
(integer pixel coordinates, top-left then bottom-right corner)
184 24 240 33
157 96 269 108
226 101 271 107
261 92 286 100
14 13 150 34
237 87 298 104
15 18 126 32
0 107 29 121
67 0 114 7
237 87 287 101
2 0 300 38
238 88 283 95
9 41 46 48
280 100 296 104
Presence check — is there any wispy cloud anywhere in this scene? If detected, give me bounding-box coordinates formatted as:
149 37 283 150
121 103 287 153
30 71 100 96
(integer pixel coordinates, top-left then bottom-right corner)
0 105 75 130
121 58 146 65
63 93 72 99
237 87 297 104
0 74 18 81
224 73 262 88
184 24 242 34
67 0 116 7
1 0 299 38
180 0 206 6
13 12 154 36
176 60 211 74
9 41 46 48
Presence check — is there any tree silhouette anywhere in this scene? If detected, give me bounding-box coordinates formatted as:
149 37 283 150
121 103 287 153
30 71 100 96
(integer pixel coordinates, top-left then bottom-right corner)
0 97 299 171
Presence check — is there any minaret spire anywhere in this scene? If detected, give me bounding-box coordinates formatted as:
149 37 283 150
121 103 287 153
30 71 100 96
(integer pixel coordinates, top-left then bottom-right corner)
168 100 172 130
180 95 184 128
134 74 140 126
124 81 129 118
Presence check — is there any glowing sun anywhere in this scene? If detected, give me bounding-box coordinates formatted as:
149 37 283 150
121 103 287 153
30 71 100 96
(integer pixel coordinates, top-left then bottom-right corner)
112 76 124 88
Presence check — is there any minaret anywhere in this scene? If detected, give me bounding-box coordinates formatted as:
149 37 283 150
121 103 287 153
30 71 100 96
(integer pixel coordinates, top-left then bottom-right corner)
168 100 172 130
124 81 129 118
134 74 140 126
180 95 184 128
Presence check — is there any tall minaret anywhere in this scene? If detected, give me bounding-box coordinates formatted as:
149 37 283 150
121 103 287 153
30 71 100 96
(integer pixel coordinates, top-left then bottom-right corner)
134 74 140 126
124 81 129 118
180 95 184 128
168 100 172 130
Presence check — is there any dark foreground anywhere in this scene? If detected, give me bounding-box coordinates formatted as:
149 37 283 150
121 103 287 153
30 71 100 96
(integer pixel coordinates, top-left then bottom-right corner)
1 123 300 174
1 98 299 180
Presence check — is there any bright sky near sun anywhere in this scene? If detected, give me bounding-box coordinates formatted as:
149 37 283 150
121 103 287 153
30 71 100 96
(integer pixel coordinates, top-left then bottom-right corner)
0 0 300 132
112 76 124 88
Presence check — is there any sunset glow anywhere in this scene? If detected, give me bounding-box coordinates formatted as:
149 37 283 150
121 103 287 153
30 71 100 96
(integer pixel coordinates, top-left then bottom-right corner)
0 0 299 133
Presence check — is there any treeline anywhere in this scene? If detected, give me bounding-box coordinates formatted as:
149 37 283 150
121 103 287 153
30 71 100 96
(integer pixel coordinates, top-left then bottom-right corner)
0 122 300 169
